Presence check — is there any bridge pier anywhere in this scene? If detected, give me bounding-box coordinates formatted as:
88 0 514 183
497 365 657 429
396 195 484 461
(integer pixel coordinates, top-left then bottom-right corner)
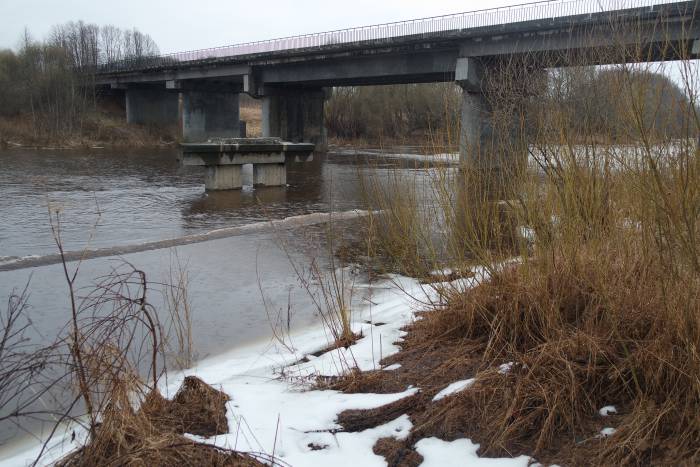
182 91 241 142
457 58 528 199
456 58 492 167
261 88 327 151
253 163 287 186
125 87 179 126
180 140 314 190
205 165 242 190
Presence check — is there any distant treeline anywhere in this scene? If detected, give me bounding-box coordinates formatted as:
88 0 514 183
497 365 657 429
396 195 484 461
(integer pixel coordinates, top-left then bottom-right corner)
325 83 462 144
0 22 158 141
540 67 694 141
325 68 693 144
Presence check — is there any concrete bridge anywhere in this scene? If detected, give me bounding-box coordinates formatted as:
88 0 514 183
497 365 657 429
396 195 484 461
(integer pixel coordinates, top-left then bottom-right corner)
97 0 700 163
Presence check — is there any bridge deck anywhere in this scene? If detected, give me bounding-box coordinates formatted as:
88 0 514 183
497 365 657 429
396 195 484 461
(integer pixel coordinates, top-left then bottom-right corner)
97 0 696 78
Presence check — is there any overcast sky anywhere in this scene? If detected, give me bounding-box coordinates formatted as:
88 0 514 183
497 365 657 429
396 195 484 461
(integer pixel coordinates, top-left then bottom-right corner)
1 0 516 53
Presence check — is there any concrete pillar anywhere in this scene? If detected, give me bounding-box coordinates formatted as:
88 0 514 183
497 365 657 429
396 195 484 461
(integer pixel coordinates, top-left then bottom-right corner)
125 88 179 126
456 58 493 167
205 165 242 190
261 88 327 150
456 57 527 199
253 163 287 186
459 90 495 166
182 91 241 142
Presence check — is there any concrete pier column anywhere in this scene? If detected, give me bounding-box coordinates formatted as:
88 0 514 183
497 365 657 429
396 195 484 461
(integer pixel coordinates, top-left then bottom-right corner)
253 163 287 186
456 58 493 167
261 88 327 150
182 91 241 142
125 87 179 126
205 165 242 191
456 57 527 199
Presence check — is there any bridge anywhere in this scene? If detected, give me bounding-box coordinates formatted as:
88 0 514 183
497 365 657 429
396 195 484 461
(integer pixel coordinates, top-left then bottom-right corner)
96 0 700 167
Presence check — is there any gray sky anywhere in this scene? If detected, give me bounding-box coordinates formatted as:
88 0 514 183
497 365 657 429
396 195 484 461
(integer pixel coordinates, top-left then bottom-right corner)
1 0 516 53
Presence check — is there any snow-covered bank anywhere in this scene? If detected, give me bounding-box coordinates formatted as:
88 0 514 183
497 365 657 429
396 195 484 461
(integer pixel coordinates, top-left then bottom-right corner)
0 272 529 466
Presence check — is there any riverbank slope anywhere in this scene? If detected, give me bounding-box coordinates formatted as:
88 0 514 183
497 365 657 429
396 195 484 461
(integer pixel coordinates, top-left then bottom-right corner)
0 112 178 149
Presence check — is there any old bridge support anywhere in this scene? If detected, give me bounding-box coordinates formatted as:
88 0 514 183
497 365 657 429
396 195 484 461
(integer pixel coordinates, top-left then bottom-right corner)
456 57 529 191
181 91 241 143
261 88 327 151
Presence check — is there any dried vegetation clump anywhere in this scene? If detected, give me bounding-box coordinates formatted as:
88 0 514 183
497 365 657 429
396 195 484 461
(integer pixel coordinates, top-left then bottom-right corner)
58 377 261 467
141 376 230 438
329 241 700 465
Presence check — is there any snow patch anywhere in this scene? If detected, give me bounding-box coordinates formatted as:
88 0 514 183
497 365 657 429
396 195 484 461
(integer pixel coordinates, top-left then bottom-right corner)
415 438 531 467
498 362 515 374
432 379 475 401
599 405 617 416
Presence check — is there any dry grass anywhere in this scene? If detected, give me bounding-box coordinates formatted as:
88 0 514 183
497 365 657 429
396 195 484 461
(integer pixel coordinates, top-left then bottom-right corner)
58 377 262 467
327 241 700 465
0 112 177 148
240 95 262 138
324 16 700 467
142 376 230 438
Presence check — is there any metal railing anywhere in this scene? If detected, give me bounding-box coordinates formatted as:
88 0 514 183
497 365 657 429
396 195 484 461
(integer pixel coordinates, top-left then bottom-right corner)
99 0 688 73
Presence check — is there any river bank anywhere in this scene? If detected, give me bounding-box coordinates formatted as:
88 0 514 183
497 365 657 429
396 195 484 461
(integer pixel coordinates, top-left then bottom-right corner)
1 268 533 467
0 113 178 149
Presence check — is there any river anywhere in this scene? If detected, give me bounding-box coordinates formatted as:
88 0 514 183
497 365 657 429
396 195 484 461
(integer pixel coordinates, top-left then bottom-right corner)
0 145 457 459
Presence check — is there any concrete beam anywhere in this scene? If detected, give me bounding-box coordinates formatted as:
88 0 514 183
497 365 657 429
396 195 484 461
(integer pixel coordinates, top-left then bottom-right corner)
459 21 700 63
257 50 458 87
167 79 244 93
98 64 250 86
182 152 285 166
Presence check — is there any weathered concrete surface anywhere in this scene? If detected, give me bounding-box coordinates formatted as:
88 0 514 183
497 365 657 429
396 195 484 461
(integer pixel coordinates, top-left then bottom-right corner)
457 58 491 166
182 91 241 142
125 87 179 126
205 165 242 190
262 89 327 150
253 163 287 186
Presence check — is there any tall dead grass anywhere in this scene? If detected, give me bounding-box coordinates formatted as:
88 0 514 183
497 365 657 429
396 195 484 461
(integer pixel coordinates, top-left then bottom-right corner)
348 10 700 465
